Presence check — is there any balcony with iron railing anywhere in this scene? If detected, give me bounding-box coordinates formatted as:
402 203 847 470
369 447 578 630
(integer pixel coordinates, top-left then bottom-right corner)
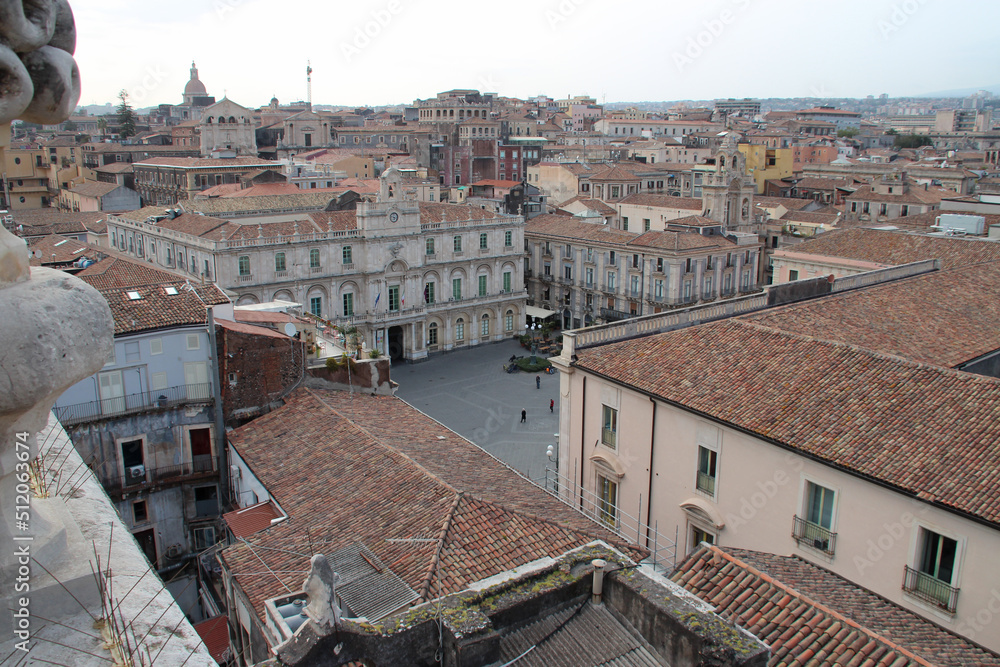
103 455 218 497
902 565 960 613
791 515 836 556
53 383 213 426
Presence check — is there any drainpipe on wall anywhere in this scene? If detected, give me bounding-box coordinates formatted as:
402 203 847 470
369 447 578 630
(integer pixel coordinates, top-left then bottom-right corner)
207 307 229 508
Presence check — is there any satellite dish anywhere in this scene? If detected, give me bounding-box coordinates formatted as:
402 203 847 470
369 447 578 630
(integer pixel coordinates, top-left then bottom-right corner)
283 323 298 337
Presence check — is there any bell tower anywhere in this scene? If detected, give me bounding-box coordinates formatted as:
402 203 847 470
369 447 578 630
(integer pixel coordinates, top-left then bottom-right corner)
702 134 755 232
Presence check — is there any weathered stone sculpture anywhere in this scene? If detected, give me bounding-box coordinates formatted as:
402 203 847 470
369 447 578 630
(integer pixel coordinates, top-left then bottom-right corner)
0 0 81 125
302 554 343 630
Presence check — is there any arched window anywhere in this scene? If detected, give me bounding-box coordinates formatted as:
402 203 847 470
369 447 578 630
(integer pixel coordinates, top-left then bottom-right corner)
731 155 738 169
455 317 465 341
505 309 514 332
206 116 213 123
481 313 490 337
228 116 236 124
428 322 438 346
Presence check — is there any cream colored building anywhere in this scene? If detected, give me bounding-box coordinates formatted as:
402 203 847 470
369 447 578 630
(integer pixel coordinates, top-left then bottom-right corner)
550 263 1000 654
199 98 257 157
105 169 525 362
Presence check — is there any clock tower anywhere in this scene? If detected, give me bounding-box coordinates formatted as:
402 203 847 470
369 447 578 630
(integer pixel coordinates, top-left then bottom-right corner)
357 167 421 237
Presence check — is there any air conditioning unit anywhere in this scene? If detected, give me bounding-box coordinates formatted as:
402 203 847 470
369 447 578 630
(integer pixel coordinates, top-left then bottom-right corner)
230 465 242 480
813 538 829 551
128 465 145 482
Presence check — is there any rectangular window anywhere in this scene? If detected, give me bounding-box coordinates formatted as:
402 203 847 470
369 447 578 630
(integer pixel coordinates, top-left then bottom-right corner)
505 311 514 331
607 272 616 290
643 218 651 231
342 246 352 264
342 293 354 316
564 265 573 281
586 267 594 287
793 481 837 555
609 251 616 265
455 319 464 341
789 269 799 281
238 255 250 276
452 278 462 300
654 279 664 299
192 526 216 550
310 248 320 269
479 233 488 250
454 235 462 252
186 334 200 351
502 272 511 293
504 230 512 247
904 528 960 612
275 252 286 272
598 475 618 528
132 500 148 524
696 446 717 495
388 285 400 312
602 405 617 448
622 216 629 231
630 275 639 296
151 372 168 391
309 296 322 317
424 282 435 304
426 237 435 255
427 323 438 346
194 485 218 518
478 275 487 297
481 315 490 337
125 341 140 362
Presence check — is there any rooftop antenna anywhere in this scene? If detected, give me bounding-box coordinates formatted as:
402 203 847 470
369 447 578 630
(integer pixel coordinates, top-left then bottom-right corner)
306 61 313 111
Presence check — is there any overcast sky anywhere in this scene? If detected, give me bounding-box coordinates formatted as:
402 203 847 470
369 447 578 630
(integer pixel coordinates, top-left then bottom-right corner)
73 0 999 109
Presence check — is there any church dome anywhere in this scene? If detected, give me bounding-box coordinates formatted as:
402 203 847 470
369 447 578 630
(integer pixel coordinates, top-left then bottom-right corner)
184 61 207 97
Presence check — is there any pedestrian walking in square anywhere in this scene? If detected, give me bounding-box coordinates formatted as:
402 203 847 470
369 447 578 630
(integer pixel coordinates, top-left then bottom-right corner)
550 398 554 412
536 375 541 389
521 409 526 423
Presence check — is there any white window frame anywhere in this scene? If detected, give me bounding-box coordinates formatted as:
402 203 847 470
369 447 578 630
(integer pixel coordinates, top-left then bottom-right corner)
149 338 163 355
186 333 201 351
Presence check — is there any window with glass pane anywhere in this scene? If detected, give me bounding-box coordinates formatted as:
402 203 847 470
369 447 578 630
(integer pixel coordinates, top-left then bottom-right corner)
309 296 321 317
342 293 353 316
479 233 488 249
630 275 639 295
505 310 513 331
481 314 490 336
428 323 438 345
388 285 400 311
586 267 594 286
478 275 487 296
564 265 573 280
456 318 465 340
238 256 250 276
806 482 834 530
602 405 617 448
504 230 512 246
342 245 352 264
904 528 960 611
697 446 717 495
607 272 616 290
452 278 462 300
426 237 435 255
920 530 957 587
424 282 435 304
454 235 462 252
309 248 320 268
502 272 512 293
274 253 285 272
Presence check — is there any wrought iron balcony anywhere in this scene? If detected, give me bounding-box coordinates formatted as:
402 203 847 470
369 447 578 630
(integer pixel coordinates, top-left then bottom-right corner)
792 516 837 556
103 455 218 497
902 565 960 613
53 383 213 426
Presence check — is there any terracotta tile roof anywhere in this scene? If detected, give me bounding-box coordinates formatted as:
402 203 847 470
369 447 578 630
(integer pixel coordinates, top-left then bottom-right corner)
196 183 241 197
10 209 106 230
753 196 816 211
76 255 191 290
220 388 639 618
216 318 288 340
556 195 618 216
306 210 359 232
192 616 231 664
672 545 1000 666
132 156 278 168
588 164 642 182
222 500 283 539
744 261 1000 368
223 184 343 198
67 180 123 198
527 213 638 245
617 193 703 210
777 227 1000 269
779 210 842 225
94 162 134 174
574 318 1000 525
793 177 855 190
26 234 101 265
418 201 510 224
630 228 736 252
78 257 229 335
